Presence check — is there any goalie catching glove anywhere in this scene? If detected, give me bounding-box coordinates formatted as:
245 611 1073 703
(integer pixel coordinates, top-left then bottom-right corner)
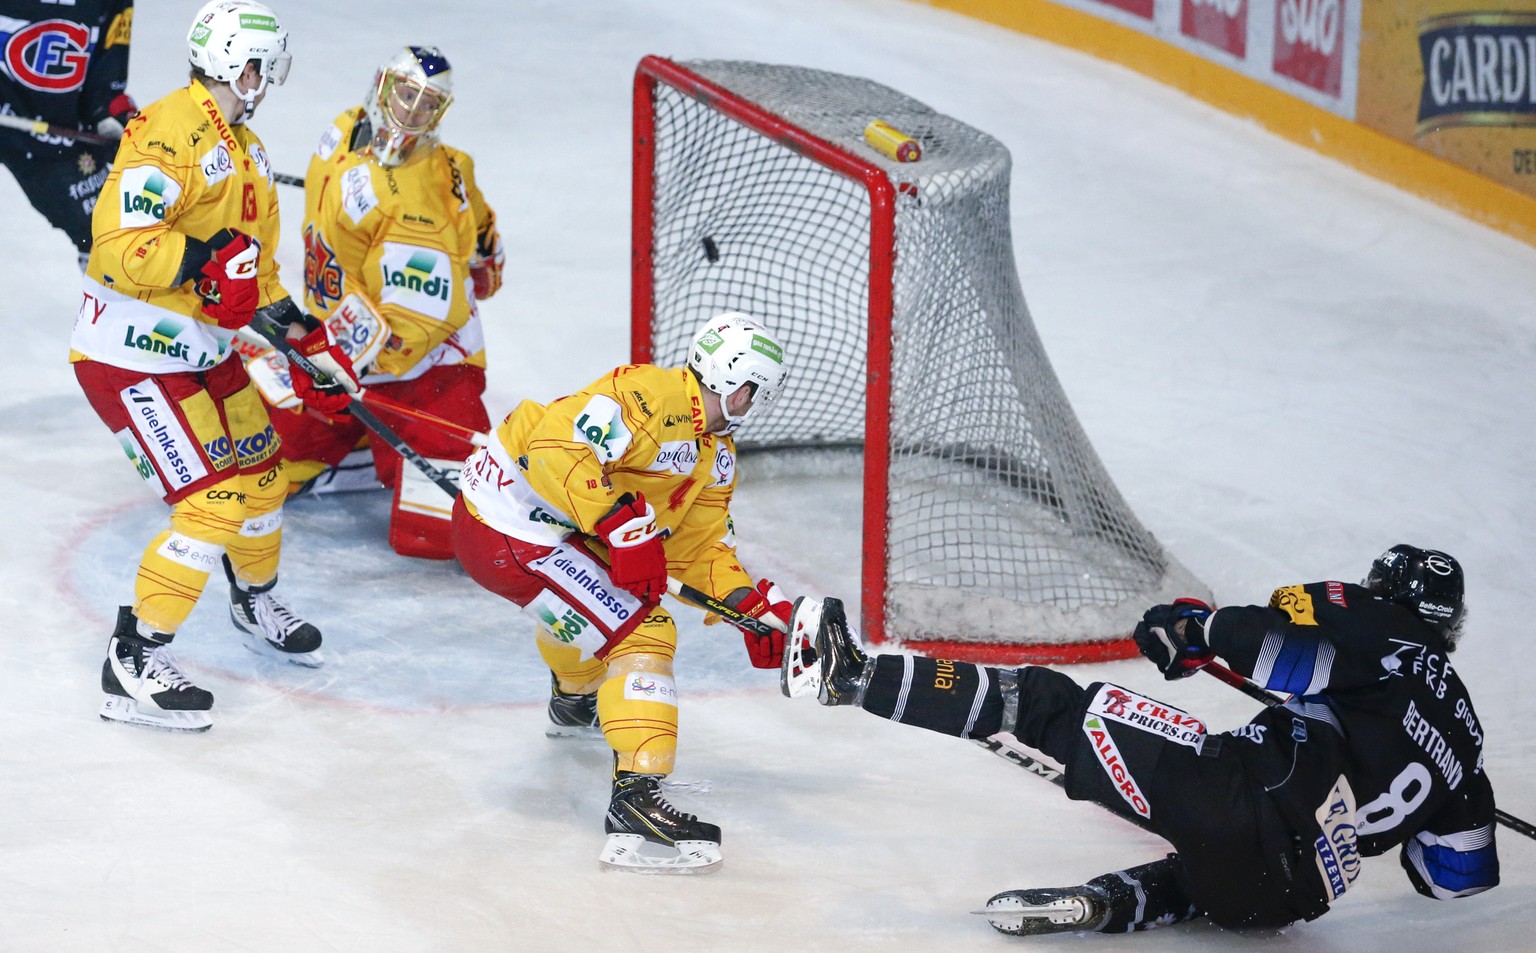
595 493 667 604
1133 598 1214 680
720 579 792 669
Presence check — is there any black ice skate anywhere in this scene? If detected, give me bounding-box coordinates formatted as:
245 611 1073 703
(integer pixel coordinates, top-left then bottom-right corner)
599 772 723 874
99 606 214 732
812 597 869 706
545 672 601 739
978 886 1111 936
225 556 324 666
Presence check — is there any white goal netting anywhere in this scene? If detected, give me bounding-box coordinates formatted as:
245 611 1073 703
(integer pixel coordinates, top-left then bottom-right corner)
636 58 1206 658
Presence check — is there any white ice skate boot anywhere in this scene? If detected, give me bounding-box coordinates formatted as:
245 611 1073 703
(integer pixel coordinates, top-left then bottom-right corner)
598 772 723 874
99 606 214 732
224 556 324 666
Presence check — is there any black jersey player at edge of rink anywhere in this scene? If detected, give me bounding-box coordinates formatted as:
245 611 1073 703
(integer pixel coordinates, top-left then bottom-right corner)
783 544 1499 936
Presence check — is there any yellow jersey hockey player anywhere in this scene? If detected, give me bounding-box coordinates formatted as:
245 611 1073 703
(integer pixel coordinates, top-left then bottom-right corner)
452 313 793 872
69 0 354 731
259 45 503 559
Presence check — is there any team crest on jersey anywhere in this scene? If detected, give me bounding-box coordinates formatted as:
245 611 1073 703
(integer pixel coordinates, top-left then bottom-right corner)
117 166 182 228
303 225 344 312
340 164 379 224
572 395 632 464
77 152 97 176
4 19 91 92
378 242 453 320
200 143 234 186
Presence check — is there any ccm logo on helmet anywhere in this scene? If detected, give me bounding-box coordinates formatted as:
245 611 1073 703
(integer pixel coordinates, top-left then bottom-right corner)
5 20 91 92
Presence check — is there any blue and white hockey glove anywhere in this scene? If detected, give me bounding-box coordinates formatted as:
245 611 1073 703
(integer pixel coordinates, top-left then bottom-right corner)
1134 598 1214 680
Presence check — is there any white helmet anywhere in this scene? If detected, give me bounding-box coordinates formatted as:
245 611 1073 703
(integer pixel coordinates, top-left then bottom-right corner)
363 46 454 168
186 0 291 122
688 312 789 434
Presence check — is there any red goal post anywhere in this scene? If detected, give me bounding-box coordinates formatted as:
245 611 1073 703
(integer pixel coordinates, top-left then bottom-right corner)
631 56 1208 664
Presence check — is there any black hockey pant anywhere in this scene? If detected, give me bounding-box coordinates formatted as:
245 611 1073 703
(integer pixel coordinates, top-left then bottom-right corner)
857 656 1328 930
0 136 116 253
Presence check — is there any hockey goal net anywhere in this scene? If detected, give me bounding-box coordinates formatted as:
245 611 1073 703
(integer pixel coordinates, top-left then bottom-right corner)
632 57 1208 663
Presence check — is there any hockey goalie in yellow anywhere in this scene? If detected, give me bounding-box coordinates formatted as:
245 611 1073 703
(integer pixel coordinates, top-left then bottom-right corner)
264 45 504 559
453 313 794 873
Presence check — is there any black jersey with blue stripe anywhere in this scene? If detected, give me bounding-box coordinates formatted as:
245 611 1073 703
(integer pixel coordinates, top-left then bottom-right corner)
1205 580 1498 901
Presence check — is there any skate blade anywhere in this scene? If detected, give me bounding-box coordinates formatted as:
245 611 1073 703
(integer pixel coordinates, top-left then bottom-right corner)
780 599 823 699
972 895 1095 936
239 631 325 668
99 695 212 733
544 722 603 740
597 833 722 875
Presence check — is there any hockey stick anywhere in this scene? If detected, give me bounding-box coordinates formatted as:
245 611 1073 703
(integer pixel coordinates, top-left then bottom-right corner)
358 391 489 447
248 314 461 499
0 113 116 144
0 116 306 186
665 577 785 637
1201 662 1536 842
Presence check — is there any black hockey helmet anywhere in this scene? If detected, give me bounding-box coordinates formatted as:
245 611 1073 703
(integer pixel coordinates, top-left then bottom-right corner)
1365 544 1465 639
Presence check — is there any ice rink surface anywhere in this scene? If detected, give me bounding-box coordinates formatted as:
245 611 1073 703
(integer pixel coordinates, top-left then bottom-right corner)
2 1 1533 950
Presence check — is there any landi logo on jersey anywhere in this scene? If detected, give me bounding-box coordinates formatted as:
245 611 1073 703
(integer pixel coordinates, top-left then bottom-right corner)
120 318 219 368
4 19 91 92
118 167 182 228
378 242 452 320
1273 0 1346 97
536 602 595 646
573 395 632 464
1181 0 1247 57
1416 13 1536 134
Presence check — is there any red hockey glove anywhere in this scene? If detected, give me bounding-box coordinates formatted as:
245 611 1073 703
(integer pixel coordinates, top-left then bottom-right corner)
95 93 139 138
193 230 261 329
470 231 504 300
730 579 793 668
595 493 666 604
288 323 360 416
1134 597 1215 680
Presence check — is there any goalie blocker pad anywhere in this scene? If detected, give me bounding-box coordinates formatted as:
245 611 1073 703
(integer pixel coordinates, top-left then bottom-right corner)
238 293 391 409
